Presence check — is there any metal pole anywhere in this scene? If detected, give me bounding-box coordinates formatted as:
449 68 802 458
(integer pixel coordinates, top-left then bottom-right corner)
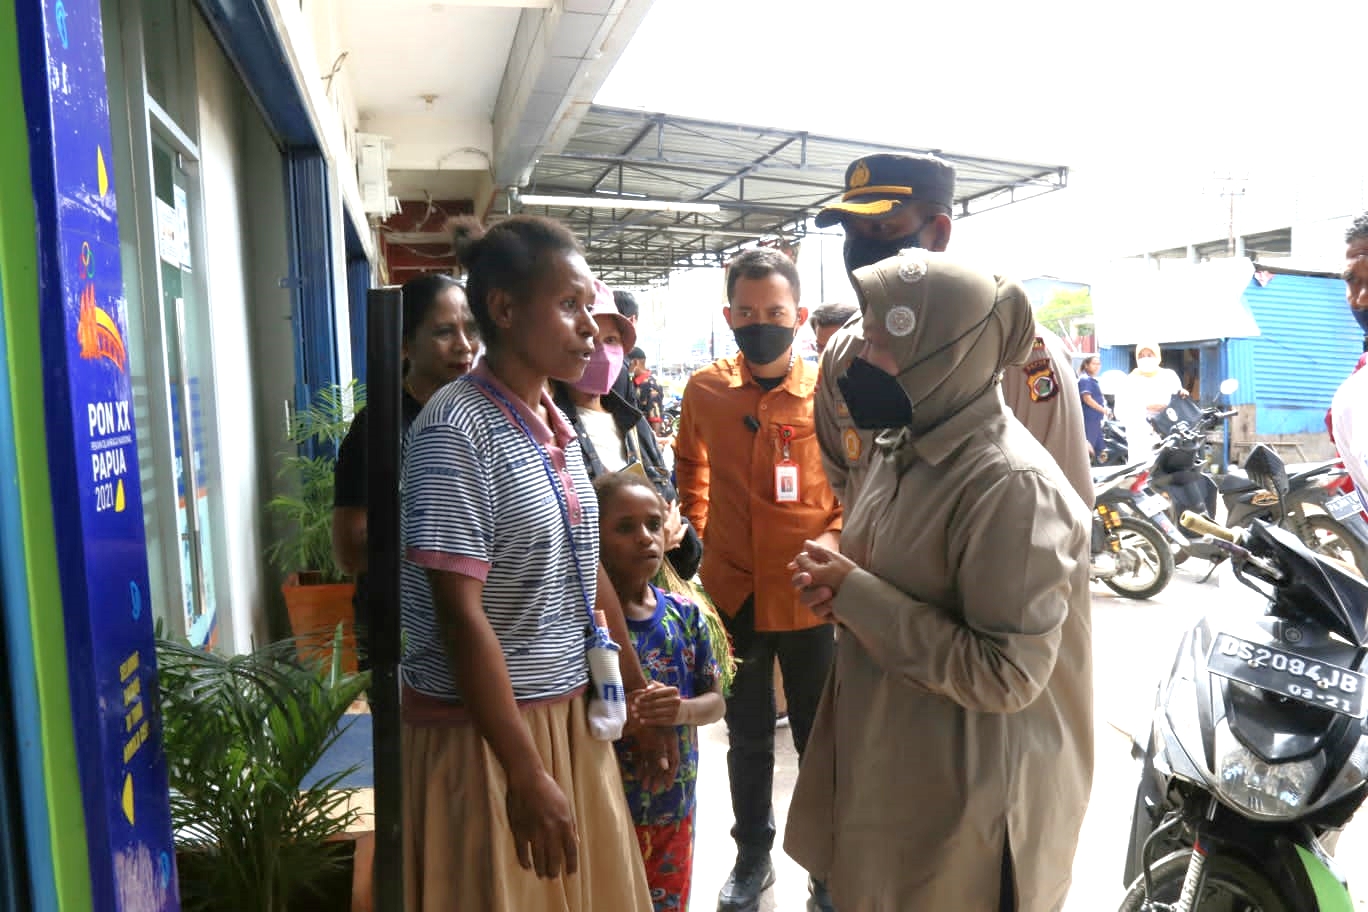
366 286 404 912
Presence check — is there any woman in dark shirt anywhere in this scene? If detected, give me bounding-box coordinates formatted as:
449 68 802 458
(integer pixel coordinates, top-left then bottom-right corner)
1077 354 1108 464
332 272 479 667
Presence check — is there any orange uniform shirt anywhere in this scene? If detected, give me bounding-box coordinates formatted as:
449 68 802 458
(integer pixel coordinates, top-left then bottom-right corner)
674 355 842 632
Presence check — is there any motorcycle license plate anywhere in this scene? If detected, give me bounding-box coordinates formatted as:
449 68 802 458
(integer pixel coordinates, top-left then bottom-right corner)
1137 494 1169 517
1325 492 1363 522
1206 633 1367 718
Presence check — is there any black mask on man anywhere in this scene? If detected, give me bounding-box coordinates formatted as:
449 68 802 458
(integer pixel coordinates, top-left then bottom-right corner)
843 229 924 274
836 356 913 429
1354 307 1368 335
732 323 795 366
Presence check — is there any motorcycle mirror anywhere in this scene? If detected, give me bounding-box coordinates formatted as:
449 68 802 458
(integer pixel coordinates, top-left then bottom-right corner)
1219 378 1239 396
1245 444 1290 498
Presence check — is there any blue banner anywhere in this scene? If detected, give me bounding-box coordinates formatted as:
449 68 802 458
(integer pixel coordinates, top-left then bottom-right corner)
16 0 180 908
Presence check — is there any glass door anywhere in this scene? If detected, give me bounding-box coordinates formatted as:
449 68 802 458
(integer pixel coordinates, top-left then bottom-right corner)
150 135 219 645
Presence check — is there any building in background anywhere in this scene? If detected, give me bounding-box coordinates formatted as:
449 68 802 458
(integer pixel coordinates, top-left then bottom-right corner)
0 0 654 906
1093 258 1356 461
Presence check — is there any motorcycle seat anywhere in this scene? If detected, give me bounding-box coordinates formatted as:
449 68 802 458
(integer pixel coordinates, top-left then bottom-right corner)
1092 462 1146 486
1220 461 1339 495
1219 471 1259 494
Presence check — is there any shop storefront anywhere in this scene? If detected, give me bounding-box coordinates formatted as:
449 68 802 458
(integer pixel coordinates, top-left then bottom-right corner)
2 0 366 905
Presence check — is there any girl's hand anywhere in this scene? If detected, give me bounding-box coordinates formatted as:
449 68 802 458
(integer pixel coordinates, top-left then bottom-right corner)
663 501 686 552
633 684 683 726
790 539 858 617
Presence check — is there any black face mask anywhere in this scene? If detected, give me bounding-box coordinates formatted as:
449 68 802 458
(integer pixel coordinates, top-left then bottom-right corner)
1354 307 1368 335
843 229 924 274
733 323 795 366
836 356 913 429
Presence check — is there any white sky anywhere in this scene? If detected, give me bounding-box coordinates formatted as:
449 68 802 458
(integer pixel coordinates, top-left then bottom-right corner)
596 0 1368 282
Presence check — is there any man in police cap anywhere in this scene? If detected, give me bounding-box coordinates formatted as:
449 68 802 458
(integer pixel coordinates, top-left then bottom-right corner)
813 153 1093 509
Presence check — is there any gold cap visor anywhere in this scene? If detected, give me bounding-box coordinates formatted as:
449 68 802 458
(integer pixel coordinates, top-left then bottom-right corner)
814 196 909 228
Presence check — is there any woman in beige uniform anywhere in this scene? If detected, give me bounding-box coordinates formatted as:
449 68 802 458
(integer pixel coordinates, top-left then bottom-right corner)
785 252 1093 912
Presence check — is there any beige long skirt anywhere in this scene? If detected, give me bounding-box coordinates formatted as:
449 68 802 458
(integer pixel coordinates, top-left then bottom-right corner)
403 693 651 912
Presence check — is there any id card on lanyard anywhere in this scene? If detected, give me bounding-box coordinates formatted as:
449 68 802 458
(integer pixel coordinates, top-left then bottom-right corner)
775 423 799 503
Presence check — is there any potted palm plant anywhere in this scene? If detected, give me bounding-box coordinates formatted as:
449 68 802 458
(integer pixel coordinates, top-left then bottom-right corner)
267 382 364 671
158 627 371 911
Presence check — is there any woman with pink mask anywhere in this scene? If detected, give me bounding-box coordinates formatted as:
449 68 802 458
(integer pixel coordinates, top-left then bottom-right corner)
552 280 701 579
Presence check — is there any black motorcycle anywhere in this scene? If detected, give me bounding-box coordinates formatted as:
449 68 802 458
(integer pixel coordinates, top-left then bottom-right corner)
1120 445 1368 910
658 399 682 437
1217 460 1368 573
1094 417 1130 467
1134 392 1368 573
1141 393 1234 563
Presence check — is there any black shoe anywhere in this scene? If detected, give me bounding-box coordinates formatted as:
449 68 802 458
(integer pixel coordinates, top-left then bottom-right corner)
806 876 836 912
717 853 776 912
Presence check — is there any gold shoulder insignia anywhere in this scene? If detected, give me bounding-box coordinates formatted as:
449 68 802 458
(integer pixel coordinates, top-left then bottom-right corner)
1024 337 1059 403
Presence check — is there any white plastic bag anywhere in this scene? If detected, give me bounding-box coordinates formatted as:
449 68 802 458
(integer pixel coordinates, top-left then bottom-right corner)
585 610 627 741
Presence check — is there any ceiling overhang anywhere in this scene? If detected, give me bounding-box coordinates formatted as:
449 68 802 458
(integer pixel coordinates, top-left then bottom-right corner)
495 105 1070 285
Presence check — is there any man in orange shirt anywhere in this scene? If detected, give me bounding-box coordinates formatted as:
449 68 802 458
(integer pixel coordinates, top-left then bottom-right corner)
674 248 843 912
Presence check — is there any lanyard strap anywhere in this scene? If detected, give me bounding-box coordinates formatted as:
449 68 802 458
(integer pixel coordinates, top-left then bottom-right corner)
464 375 597 630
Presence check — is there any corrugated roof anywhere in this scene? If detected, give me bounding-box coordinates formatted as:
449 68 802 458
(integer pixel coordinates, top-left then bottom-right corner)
1241 270 1360 435
492 105 1068 285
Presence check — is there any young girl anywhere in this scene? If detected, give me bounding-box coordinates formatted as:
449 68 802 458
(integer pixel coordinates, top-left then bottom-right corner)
596 471 726 912
400 215 657 911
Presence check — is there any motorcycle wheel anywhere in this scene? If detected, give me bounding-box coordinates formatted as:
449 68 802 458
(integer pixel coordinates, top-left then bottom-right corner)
1119 848 1289 911
1103 516 1175 600
1300 514 1368 573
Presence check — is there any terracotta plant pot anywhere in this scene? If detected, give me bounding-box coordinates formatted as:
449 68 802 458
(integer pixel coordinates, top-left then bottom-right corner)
283 573 358 674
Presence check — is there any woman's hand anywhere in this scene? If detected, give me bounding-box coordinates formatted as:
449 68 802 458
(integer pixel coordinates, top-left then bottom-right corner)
663 501 686 552
789 539 857 620
632 682 683 726
505 765 579 879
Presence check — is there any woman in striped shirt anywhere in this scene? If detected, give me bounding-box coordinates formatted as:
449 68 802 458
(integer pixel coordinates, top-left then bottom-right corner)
400 215 665 911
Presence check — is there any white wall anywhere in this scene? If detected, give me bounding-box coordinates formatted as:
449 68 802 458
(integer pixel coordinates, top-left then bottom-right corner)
195 15 312 649
194 17 263 653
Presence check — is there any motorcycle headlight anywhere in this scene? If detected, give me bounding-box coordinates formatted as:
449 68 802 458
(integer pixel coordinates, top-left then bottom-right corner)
1214 719 1326 819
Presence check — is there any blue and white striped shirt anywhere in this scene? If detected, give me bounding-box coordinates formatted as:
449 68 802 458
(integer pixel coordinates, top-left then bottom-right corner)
400 366 596 702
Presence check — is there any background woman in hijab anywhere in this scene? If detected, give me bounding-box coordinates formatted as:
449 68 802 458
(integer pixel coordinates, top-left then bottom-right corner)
1116 342 1186 456
783 252 1093 912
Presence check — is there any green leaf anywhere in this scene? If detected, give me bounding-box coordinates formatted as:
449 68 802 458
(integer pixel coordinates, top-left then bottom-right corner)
157 632 371 911
264 381 365 581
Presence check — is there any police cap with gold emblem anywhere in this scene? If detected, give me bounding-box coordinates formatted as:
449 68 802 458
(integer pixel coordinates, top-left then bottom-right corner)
815 153 956 228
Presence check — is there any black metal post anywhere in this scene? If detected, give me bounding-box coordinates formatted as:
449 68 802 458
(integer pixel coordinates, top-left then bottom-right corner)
366 286 404 912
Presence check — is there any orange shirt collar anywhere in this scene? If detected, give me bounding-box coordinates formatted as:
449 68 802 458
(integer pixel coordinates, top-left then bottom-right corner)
730 352 816 396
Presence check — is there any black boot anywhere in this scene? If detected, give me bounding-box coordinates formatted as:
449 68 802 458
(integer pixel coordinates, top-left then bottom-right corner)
717 852 775 912
807 875 836 912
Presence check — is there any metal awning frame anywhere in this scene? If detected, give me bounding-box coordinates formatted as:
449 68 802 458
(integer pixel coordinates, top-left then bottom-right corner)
494 105 1068 286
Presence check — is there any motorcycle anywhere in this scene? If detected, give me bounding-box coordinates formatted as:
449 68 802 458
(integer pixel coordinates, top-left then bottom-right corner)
1131 391 1368 573
1142 392 1237 564
1217 459 1368 573
1094 417 1130 467
1093 464 1177 600
658 399 682 437
1120 444 1368 911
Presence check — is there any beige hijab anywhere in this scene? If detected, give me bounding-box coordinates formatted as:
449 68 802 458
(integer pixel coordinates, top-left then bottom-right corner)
849 250 1036 434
